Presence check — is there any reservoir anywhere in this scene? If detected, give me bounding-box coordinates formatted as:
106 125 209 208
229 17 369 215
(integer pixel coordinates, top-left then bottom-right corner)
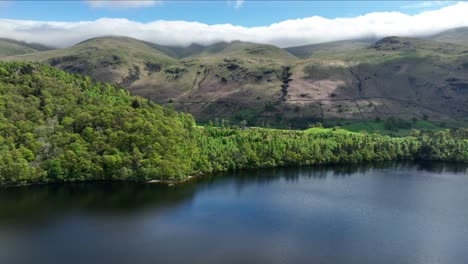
0 162 467 264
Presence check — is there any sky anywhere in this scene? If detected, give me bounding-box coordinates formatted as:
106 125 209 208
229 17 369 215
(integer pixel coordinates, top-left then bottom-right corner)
0 1 467 47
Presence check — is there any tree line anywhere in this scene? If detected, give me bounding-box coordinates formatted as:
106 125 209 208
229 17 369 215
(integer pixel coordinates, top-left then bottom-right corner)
0 62 467 186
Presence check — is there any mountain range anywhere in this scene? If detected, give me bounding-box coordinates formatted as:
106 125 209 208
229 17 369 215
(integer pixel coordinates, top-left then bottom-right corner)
2 27 468 128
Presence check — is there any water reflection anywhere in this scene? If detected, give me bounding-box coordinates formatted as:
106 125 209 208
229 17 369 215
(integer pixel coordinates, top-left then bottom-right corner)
0 182 198 224
0 162 467 264
414 161 468 174
0 161 466 224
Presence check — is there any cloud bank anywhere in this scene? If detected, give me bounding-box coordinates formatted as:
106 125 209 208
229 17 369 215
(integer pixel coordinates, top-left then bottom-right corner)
1 2 468 48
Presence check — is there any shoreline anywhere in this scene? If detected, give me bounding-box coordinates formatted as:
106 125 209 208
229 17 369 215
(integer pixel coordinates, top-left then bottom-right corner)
147 175 198 185
1 160 467 188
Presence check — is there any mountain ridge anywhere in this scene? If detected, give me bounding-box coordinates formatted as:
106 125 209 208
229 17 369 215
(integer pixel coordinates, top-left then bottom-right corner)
0 38 52 58
429 26 468 45
2 28 468 128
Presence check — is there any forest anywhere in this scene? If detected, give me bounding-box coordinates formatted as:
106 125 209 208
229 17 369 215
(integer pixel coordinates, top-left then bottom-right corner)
1 62 467 186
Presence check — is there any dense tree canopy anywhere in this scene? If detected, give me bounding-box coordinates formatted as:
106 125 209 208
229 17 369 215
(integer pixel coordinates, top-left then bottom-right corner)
0 62 198 185
194 126 468 172
0 62 467 186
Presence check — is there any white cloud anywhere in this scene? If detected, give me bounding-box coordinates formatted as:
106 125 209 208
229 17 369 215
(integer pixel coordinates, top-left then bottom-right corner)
1 2 468 48
85 0 159 9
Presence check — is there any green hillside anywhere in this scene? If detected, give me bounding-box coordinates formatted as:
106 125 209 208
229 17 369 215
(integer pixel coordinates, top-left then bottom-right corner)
286 39 374 59
0 38 51 58
3 37 299 125
5 36 178 85
144 42 229 59
145 41 298 61
193 41 297 62
2 31 468 128
1 62 467 186
430 27 468 45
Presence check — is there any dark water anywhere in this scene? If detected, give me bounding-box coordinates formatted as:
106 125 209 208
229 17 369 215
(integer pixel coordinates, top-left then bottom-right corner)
1 162 468 264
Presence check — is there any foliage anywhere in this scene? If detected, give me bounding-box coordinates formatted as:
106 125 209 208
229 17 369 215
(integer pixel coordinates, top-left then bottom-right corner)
383 117 412 131
192 126 468 173
0 62 197 185
0 62 467 186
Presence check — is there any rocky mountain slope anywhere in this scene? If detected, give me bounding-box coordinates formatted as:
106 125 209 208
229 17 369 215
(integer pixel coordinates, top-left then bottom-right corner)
3 28 468 128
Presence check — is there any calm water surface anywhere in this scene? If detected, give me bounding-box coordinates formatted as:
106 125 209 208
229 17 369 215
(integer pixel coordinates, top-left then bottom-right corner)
0 162 467 264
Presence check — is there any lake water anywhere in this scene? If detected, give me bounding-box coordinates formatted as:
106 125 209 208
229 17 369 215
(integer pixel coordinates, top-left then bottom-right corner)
0 162 467 264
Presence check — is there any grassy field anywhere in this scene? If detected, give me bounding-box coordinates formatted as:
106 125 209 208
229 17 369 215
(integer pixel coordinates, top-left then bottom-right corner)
199 117 467 137
322 119 468 136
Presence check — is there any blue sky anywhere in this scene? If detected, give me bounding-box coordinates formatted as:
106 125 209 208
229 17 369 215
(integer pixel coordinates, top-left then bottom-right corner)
0 1 459 26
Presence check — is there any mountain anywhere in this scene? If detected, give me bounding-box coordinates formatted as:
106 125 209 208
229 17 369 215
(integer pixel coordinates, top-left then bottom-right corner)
286 39 375 59
288 36 468 125
4 37 298 125
146 41 297 60
193 41 297 61
0 38 51 58
144 42 228 59
430 27 468 45
4 36 178 85
2 32 468 128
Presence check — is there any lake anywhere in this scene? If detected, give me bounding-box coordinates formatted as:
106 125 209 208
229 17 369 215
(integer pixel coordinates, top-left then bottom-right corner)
0 162 467 264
